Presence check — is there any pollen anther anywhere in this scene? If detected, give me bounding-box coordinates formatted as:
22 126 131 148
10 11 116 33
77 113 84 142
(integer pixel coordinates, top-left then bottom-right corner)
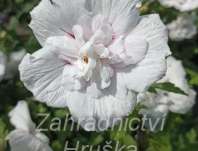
83 55 89 64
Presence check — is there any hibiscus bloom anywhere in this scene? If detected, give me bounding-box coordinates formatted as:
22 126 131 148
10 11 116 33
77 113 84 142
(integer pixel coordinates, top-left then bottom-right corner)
7 101 52 151
167 14 197 41
139 57 196 116
19 0 170 131
158 0 198 12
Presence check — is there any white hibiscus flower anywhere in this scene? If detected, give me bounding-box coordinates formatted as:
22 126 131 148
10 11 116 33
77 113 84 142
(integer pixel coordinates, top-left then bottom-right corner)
158 0 198 12
19 0 171 131
7 101 52 151
139 57 196 116
167 14 197 41
0 51 6 81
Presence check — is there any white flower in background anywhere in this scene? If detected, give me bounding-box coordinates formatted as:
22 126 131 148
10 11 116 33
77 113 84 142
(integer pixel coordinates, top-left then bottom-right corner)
0 50 26 80
158 0 198 12
7 101 52 151
167 14 197 41
139 57 196 116
0 51 6 81
19 0 170 131
5 50 26 79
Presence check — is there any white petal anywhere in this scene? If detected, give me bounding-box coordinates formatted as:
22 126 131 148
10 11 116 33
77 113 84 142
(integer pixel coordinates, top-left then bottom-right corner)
94 44 110 58
167 14 197 41
92 14 105 33
161 57 191 92
108 36 124 55
124 35 148 65
121 14 171 92
77 14 93 40
138 92 170 111
35 132 50 144
0 64 5 80
66 70 137 131
7 130 52 151
9 101 36 132
169 89 196 114
100 64 114 89
85 0 140 35
139 57 196 115
158 0 198 11
5 50 26 79
19 37 79 107
30 0 89 45
91 23 113 46
67 90 137 131
108 36 131 68
72 25 85 46
160 57 196 114
111 1 140 35
10 50 26 63
62 65 85 91
46 36 79 62
161 58 184 87
0 51 6 81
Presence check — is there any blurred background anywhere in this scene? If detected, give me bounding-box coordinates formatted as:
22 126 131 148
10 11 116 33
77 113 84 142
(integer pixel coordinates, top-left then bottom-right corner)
0 0 198 151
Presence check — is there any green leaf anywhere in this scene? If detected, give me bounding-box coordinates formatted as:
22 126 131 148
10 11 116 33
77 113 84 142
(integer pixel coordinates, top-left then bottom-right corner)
54 109 68 118
187 69 198 86
15 0 24 4
0 139 7 151
7 17 19 31
52 140 63 151
186 129 197 144
147 133 172 151
122 134 137 146
149 82 188 96
180 143 198 151
0 119 7 138
90 135 104 145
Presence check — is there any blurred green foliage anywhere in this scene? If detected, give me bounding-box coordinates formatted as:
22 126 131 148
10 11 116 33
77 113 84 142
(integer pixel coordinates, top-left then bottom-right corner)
0 0 198 151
